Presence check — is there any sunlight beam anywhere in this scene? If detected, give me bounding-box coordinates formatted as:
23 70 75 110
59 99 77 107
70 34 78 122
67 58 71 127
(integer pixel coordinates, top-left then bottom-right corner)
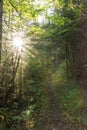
13 37 23 51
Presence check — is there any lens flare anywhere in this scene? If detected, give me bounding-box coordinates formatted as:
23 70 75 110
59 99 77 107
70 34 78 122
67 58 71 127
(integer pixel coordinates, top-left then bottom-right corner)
13 37 23 51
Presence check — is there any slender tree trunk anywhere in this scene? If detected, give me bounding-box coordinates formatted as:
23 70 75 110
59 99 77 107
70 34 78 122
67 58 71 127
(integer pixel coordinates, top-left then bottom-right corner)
0 0 3 62
19 58 23 103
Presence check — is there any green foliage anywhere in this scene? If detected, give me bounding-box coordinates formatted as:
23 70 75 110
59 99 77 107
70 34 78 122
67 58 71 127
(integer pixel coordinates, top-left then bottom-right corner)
58 82 83 130
0 0 85 130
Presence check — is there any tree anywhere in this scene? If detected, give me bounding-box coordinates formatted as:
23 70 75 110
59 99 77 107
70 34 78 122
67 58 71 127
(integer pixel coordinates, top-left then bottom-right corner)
0 0 3 62
0 1 85 130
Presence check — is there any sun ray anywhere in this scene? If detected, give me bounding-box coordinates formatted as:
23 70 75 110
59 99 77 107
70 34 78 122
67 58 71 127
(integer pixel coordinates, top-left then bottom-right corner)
13 37 23 51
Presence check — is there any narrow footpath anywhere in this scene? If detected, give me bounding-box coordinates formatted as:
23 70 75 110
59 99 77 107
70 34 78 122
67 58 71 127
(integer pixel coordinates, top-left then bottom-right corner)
43 74 73 130
79 21 87 129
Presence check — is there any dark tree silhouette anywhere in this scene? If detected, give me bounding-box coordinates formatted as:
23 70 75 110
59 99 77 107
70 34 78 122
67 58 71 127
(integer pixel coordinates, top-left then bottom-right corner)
0 0 3 62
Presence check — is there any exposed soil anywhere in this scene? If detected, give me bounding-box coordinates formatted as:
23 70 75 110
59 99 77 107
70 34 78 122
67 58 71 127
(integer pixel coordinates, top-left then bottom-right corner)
79 21 87 128
79 22 87 98
43 74 79 130
43 76 64 130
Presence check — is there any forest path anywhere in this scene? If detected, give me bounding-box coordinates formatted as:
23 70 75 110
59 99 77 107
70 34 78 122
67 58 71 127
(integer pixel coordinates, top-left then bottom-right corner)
79 25 87 128
80 23 87 92
43 73 68 130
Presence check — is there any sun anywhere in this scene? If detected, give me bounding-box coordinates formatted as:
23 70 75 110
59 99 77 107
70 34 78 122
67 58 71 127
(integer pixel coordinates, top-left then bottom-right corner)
13 37 23 50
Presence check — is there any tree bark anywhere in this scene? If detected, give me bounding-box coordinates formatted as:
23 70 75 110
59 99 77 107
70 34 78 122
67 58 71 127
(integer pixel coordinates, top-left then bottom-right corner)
0 0 3 62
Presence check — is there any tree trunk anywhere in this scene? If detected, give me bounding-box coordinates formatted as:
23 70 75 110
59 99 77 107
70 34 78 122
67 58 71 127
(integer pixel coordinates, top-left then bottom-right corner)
0 0 3 62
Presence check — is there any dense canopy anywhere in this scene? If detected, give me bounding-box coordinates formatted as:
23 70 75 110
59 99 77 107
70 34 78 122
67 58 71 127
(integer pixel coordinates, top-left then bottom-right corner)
0 0 87 130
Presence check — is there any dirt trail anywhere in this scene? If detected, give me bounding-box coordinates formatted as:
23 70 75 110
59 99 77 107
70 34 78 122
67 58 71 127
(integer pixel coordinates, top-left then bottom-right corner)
79 21 87 128
43 74 69 130
79 22 87 101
